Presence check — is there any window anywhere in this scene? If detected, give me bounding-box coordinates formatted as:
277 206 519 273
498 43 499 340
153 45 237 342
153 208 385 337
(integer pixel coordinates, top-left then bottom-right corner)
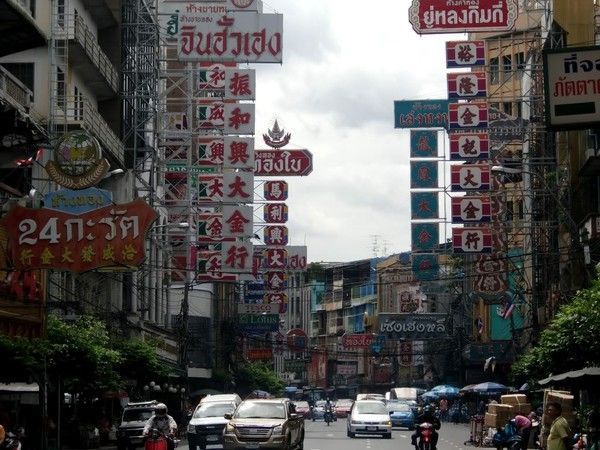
0 63 34 97
57 0 65 29
516 101 523 118
506 200 514 223
56 67 65 111
502 102 513 115
515 52 525 79
517 199 524 220
489 57 499 84
74 85 84 120
502 55 512 82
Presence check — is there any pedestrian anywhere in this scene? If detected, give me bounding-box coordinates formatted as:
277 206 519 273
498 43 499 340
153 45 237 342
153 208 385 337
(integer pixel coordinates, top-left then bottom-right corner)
478 400 486 415
545 402 571 450
513 414 532 450
439 398 448 422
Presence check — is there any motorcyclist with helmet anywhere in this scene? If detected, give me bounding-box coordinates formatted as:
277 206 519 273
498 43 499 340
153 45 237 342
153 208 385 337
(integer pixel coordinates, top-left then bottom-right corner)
143 403 177 450
411 405 441 450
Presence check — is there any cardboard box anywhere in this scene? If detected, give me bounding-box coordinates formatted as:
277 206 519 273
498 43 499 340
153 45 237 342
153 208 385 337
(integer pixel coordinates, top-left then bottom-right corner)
501 394 528 405
488 403 513 415
485 412 501 428
546 392 574 412
511 403 533 415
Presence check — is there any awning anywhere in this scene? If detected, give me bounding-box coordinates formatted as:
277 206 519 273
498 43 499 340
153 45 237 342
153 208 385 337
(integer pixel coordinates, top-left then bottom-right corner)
0 382 39 392
538 367 600 387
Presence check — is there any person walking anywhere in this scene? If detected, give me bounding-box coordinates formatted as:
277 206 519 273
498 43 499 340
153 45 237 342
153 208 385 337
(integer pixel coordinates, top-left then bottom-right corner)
513 414 532 450
439 398 448 422
545 402 571 450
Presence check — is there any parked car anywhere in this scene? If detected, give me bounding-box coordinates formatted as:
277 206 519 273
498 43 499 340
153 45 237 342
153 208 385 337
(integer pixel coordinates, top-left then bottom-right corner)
293 401 311 419
187 394 242 450
347 400 392 439
116 400 157 450
334 399 353 419
223 398 305 450
387 401 415 429
356 393 385 402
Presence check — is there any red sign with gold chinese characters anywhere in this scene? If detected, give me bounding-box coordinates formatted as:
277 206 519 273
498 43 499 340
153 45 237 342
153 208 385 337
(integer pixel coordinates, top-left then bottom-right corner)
1 199 157 272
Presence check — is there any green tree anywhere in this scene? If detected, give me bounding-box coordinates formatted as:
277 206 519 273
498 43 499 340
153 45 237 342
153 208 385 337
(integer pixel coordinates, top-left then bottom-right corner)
511 277 600 384
235 361 285 396
113 337 168 394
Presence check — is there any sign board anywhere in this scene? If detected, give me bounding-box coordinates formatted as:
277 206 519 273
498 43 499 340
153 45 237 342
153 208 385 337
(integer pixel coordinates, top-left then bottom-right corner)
254 150 313 176
411 192 439 220
543 45 600 129
411 223 439 253
449 102 488 129
449 132 489 160
239 313 280 332
247 348 273 360
410 161 438 189
287 328 308 351
408 0 518 34
177 12 282 62
264 180 288 200
379 313 448 340
44 188 113 214
452 227 493 253
451 196 491 223
412 254 439 281
410 130 438 158
450 164 491 191
394 100 449 129
446 40 485 68
447 72 487 99
341 333 375 349
264 203 288 223
237 303 279 315
1 199 157 272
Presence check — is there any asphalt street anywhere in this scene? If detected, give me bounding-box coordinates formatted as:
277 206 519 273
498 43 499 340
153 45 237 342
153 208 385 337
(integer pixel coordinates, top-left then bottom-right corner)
176 420 474 450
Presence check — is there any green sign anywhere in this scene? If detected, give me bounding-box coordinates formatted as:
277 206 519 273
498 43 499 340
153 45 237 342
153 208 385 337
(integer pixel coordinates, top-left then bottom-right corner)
238 313 279 332
166 164 217 174
284 359 307 373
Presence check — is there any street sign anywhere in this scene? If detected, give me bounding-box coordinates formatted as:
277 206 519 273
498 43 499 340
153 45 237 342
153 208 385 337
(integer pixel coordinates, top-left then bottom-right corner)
254 150 313 176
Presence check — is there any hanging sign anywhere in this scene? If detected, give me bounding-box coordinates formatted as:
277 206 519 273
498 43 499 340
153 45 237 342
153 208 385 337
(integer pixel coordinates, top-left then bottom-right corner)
379 313 448 340
450 164 491 191
263 180 288 200
447 72 487 99
446 40 486 67
452 227 493 253
448 102 489 129
254 150 313 176
451 196 492 223
449 132 490 160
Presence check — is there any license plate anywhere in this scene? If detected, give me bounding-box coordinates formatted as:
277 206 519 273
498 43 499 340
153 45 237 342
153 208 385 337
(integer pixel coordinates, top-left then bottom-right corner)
206 435 219 442
246 444 259 449
366 426 376 431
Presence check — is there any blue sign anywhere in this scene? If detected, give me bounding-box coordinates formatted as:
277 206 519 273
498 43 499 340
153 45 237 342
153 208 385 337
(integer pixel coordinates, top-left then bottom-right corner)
410 161 438 189
44 187 113 214
411 192 439 220
411 223 439 252
410 130 438 158
394 100 450 129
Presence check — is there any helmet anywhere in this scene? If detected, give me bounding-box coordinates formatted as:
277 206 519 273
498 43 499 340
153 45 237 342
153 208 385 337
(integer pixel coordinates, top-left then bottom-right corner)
155 403 168 416
423 405 433 414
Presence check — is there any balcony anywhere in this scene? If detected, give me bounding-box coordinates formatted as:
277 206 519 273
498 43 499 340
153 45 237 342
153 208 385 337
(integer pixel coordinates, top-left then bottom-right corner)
69 15 119 99
0 65 31 112
58 95 124 166
0 0 46 57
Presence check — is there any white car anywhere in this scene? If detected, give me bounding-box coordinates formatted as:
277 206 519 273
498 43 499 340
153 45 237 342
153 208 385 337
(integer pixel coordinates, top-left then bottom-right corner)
347 400 392 439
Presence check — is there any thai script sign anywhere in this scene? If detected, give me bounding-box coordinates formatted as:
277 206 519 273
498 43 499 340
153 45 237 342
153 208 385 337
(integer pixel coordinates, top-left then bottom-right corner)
451 196 491 223
450 164 491 191
1 199 157 272
341 333 376 349
394 99 449 129
452 227 493 253
446 40 485 67
410 130 438 158
44 188 113 214
447 72 487 99
449 102 488 129
379 313 448 340
264 180 288 200
254 150 313 176
408 0 518 34
237 302 279 314
449 131 489 160
543 45 600 129
177 12 283 63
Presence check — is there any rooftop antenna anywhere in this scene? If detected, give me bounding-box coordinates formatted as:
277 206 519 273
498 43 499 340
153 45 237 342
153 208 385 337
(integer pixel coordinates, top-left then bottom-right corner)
370 234 381 257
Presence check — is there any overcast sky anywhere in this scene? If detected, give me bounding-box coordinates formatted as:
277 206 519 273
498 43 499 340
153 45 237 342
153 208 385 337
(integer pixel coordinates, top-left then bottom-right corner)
254 1 462 263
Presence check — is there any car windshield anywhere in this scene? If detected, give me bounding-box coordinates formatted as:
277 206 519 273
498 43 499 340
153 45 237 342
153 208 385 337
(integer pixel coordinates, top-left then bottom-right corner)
355 402 387 415
294 401 309 409
234 402 286 419
193 402 236 418
387 403 411 412
123 409 154 422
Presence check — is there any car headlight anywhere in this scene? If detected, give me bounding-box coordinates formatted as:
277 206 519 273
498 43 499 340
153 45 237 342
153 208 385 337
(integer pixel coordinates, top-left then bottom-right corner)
272 425 284 434
384 420 392 426
225 423 236 433
351 420 363 425
187 424 196 433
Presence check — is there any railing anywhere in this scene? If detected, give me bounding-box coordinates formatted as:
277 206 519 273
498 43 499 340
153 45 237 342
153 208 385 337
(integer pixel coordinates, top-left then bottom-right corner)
56 95 124 165
72 15 119 93
0 65 31 112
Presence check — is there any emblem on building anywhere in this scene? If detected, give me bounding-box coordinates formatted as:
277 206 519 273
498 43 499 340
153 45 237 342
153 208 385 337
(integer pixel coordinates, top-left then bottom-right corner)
263 120 291 149
46 132 110 190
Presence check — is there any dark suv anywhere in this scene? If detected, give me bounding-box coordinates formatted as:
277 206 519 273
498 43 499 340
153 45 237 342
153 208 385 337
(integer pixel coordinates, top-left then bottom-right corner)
117 401 157 450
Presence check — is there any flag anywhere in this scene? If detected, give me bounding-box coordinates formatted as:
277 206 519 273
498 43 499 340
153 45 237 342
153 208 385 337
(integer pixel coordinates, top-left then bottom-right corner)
476 316 484 335
500 297 515 319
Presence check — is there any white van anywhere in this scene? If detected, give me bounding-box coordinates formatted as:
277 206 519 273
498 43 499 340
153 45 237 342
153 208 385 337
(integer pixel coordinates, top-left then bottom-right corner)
187 394 242 450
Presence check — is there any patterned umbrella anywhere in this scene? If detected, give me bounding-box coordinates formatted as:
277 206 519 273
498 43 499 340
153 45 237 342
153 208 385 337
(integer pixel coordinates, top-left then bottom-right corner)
471 382 509 394
430 385 460 398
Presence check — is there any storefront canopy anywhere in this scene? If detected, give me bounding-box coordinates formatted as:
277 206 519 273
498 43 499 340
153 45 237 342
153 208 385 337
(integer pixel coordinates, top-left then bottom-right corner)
538 367 600 387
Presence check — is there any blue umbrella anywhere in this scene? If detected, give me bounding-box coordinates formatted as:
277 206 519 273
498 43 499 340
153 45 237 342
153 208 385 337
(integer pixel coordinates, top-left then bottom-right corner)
421 391 439 401
471 382 509 395
430 385 460 398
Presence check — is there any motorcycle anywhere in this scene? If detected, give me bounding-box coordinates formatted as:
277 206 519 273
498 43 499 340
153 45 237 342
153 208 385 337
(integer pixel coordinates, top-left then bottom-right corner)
1 432 21 450
492 422 521 450
144 428 178 450
416 422 436 450
324 409 333 426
